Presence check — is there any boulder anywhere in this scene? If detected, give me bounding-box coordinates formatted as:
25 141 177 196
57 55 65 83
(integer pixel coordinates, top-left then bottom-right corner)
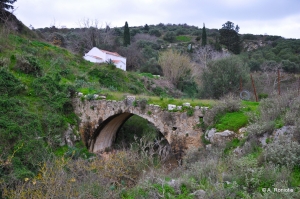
210 130 235 145
183 102 190 107
205 128 216 140
168 104 176 111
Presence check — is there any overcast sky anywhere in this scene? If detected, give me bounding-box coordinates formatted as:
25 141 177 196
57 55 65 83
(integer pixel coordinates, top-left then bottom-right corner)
13 0 300 39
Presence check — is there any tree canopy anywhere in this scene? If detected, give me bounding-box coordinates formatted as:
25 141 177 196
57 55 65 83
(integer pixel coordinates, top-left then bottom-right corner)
123 21 130 46
222 21 240 33
220 21 241 54
201 23 207 46
0 0 16 10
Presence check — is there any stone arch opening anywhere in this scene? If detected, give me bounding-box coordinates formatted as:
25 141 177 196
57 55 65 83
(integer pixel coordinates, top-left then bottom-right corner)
114 115 167 149
89 113 170 153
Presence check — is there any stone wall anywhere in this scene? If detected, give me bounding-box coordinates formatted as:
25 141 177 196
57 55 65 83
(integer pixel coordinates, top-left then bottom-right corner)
72 98 204 153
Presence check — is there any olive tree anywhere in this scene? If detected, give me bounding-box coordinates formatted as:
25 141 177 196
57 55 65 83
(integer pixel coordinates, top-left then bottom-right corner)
201 56 249 98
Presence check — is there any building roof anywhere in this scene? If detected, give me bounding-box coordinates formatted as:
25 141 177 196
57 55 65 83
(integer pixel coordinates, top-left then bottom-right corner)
85 47 126 62
112 60 120 63
90 55 103 60
100 49 122 57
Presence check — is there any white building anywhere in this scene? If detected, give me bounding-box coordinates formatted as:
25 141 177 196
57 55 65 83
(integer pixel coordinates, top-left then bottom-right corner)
83 47 126 71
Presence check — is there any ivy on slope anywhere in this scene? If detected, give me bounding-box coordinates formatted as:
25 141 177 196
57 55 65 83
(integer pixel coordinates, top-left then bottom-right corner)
0 70 76 181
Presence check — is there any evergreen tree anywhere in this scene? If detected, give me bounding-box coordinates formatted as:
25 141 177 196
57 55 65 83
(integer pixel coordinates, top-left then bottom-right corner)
219 21 240 54
201 23 207 46
0 0 16 10
123 21 130 46
144 24 149 31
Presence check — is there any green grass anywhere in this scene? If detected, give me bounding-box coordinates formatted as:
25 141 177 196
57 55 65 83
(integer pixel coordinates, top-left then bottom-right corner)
176 35 191 42
241 100 259 111
224 138 246 154
215 111 248 132
290 166 300 187
213 100 259 132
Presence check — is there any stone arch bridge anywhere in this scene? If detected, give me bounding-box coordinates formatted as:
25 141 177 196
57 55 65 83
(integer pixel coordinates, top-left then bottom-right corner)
72 98 204 153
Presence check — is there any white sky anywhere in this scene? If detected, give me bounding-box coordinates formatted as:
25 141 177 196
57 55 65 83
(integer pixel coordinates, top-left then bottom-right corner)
13 0 300 39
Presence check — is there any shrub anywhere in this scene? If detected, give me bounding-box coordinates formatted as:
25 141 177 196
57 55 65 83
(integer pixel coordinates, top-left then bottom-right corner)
204 94 241 127
0 57 9 68
201 56 249 99
0 70 24 96
149 29 162 37
163 31 176 42
137 98 148 111
263 138 300 167
86 94 95 101
15 54 42 76
258 93 268 99
246 121 275 136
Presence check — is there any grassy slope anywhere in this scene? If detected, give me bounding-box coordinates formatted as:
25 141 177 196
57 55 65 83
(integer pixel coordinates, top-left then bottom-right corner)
0 30 215 181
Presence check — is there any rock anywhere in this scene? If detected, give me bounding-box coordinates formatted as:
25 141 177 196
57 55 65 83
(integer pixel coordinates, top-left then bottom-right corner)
93 94 99 99
125 96 135 105
195 106 199 110
258 133 269 146
201 106 209 111
272 126 294 141
183 102 190 107
215 130 234 137
206 144 212 150
190 189 206 199
210 130 235 145
77 92 83 97
177 106 182 110
168 104 176 111
233 146 243 156
99 95 106 99
238 127 247 139
205 128 216 140
239 127 247 134
63 124 80 147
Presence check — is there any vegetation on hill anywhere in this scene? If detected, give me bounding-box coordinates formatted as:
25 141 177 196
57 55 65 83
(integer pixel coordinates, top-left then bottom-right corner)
1 11 300 198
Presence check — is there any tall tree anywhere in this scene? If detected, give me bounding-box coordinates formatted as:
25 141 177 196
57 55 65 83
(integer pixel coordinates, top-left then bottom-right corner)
219 21 240 54
201 23 207 46
123 21 130 46
144 24 149 31
0 0 16 10
222 21 235 30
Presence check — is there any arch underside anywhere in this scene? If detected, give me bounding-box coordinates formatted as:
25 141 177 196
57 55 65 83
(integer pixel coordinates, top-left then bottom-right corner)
90 113 133 152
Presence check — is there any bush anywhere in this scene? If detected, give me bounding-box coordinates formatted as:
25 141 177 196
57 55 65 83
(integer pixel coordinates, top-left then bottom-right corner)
258 93 268 99
0 70 24 96
201 56 249 99
163 31 176 43
248 60 261 72
246 121 275 136
263 138 300 167
204 94 241 127
0 57 10 68
149 29 162 37
15 54 42 76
